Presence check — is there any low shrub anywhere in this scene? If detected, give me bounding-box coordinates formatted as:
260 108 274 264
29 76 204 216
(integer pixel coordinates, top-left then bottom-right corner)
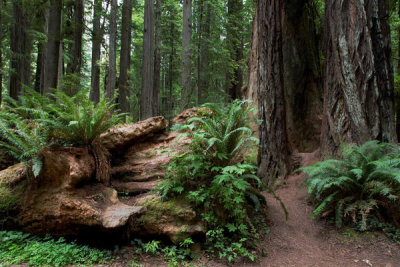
301 141 400 237
158 100 266 262
0 231 112 266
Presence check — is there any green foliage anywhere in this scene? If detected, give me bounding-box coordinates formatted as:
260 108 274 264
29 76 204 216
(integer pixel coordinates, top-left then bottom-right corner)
301 141 400 233
0 231 112 266
158 100 265 262
0 89 123 178
130 238 194 266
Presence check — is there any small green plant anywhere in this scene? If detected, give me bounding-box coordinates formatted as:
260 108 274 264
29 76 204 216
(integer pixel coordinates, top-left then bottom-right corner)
0 231 112 266
301 140 400 233
158 100 266 262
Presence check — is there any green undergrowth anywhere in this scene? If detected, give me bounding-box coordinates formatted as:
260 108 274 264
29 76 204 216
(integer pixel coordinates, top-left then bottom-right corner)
157 100 271 263
301 141 400 244
0 231 113 266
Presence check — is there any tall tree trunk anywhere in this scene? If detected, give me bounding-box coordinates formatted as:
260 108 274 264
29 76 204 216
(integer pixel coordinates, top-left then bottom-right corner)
321 0 397 156
119 0 132 115
106 0 117 99
44 0 62 94
0 0 3 105
9 0 32 99
65 0 84 95
140 0 154 119
153 0 162 116
243 11 258 134
282 0 323 152
397 0 400 140
226 0 243 100
180 0 192 111
198 0 210 104
168 21 174 118
90 0 102 104
257 0 291 182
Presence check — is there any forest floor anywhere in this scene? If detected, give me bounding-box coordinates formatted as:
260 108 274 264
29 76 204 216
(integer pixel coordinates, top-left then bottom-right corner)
239 151 400 267
119 151 400 267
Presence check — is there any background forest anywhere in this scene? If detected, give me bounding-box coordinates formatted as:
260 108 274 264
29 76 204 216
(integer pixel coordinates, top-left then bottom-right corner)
0 0 254 121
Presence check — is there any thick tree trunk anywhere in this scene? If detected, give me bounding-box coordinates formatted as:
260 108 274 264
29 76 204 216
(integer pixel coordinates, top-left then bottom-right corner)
106 0 117 99
9 0 32 99
257 0 291 182
282 0 323 152
153 0 162 116
321 0 397 156
44 0 62 94
119 0 132 115
226 0 243 100
180 0 192 111
141 0 154 119
90 0 102 104
243 12 259 134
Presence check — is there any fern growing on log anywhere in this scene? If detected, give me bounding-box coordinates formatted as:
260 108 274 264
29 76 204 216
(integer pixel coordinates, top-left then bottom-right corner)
0 89 123 182
301 141 400 231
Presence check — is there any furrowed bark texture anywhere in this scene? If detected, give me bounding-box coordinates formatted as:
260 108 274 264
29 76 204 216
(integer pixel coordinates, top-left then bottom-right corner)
90 0 102 104
119 0 132 115
257 0 291 182
141 0 154 119
321 0 396 156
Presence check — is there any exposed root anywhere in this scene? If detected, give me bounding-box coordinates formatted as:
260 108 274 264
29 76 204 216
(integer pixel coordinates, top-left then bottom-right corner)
91 144 111 185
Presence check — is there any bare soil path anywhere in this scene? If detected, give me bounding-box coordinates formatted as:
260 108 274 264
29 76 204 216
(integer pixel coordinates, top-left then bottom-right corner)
244 152 400 267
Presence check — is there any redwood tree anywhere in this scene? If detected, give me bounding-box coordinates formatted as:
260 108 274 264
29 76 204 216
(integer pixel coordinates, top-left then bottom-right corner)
141 0 154 119
106 0 117 99
180 0 192 111
44 0 62 94
257 0 291 182
90 0 102 103
119 0 132 115
321 0 397 156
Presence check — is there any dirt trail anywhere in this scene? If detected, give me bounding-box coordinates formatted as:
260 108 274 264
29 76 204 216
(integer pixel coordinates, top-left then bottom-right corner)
245 152 400 267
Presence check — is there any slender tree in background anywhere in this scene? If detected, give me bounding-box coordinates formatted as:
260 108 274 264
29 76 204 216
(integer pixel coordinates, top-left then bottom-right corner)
321 0 397 156
226 0 243 100
9 0 32 99
34 6 47 94
257 0 291 182
141 0 154 119
90 0 102 104
44 0 62 94
397 0 400 140
0 0 3 105
119 0 132 115
106 0 117 99
198 0 210 104
180 0 192 111
66 0 84 77
153 0 162 116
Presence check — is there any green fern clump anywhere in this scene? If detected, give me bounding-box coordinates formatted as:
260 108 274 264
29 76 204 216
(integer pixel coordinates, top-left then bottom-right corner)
158 100 265 262
0 89 123 181
302 141 400 232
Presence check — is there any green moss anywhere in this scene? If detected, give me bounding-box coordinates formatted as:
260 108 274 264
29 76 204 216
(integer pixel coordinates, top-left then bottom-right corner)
0 182 25 214
137 196 194 225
